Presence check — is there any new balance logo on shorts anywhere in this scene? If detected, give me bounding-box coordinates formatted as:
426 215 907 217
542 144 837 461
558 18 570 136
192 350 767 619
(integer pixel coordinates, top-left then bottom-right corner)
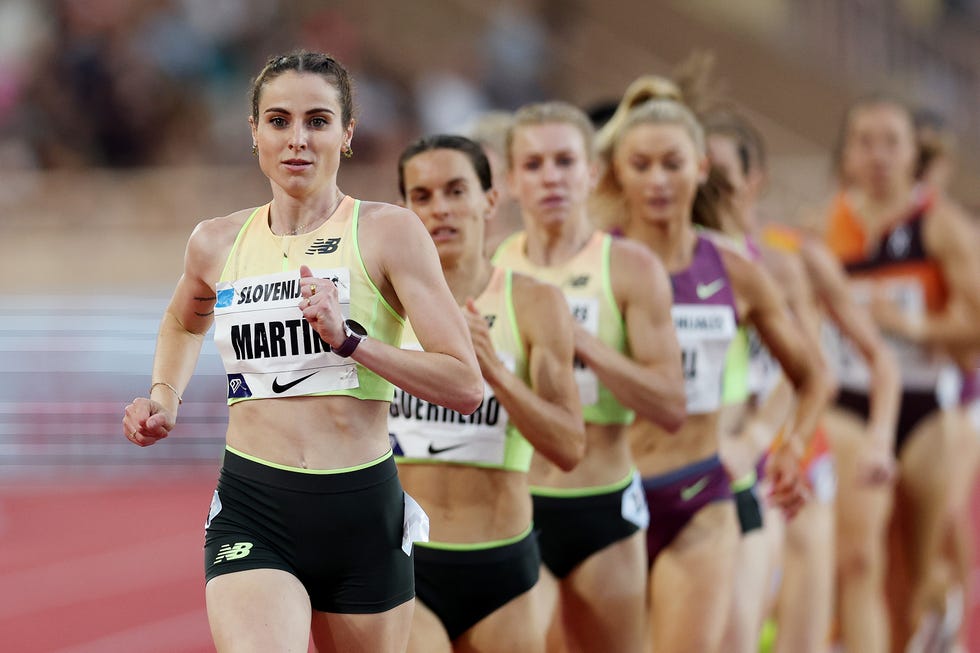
214 542 254 563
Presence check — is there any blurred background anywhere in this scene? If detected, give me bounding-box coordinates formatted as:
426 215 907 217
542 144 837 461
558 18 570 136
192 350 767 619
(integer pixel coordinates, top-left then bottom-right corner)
0 0 978 650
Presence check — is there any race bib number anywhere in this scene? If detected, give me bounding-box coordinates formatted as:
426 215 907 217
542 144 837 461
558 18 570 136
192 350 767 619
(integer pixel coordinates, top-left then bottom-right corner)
621 471 650 530
566 296 600 406
213 268 360 398
401 492 430 556
390 344 515 466
673 304 737 414
830 278 941 390
747 329 781 401
204 489 222 531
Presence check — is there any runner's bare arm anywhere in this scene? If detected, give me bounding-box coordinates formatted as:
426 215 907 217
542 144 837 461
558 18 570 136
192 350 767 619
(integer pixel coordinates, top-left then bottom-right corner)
125 216 239 444
802 238 900 450
355 205 483 413
475 275 585 471
910 200 980 347
726 248 833 448
573 239 686 431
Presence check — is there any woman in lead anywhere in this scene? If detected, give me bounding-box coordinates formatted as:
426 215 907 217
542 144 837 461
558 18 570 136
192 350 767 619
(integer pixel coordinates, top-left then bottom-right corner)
122 51 483 653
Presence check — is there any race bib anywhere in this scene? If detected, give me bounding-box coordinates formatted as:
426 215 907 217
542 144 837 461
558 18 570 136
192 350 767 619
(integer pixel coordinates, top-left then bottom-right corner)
214 268 360 399
747 328 781 401
401 492 430 556
621 471 650 530
566 296 600 406
829 278 942 391
673 304 737 414
389 346 516 466
204 489 222 531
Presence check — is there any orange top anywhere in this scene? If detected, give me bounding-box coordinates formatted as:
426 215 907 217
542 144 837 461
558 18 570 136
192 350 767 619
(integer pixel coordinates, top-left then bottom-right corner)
759 223 803 255
800 422 831 471
767 421 831 473
824 191 948 312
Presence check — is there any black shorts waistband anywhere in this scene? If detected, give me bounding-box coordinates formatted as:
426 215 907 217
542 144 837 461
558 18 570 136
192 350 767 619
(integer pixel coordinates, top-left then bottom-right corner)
414 529 538 566
641 454 724 490
221 447 397 493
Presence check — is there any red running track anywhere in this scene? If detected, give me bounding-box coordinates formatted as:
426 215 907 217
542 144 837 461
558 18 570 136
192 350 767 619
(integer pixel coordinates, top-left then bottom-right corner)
2 475 979 652
0 475 217 653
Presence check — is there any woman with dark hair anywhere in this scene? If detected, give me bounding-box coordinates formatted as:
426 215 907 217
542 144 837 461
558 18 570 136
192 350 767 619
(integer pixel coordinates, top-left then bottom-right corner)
122 51 483 652
393 133 585 652
825 95 980 652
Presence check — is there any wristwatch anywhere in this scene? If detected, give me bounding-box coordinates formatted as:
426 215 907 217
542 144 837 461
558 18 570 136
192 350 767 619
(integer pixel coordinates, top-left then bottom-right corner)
334 319 367 357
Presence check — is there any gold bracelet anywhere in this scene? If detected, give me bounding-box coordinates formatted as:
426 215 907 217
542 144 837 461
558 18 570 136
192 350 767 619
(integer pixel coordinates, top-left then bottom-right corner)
150 381 183 404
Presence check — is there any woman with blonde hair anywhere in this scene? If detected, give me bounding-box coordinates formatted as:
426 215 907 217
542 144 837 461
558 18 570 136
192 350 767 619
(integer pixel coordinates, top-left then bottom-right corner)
495 100 686 652
597 86 832 653
826 95 980 652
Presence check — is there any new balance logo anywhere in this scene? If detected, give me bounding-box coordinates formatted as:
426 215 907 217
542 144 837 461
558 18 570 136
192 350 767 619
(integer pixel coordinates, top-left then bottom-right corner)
214 542 253 563
567 275 590 288
306 238 341 255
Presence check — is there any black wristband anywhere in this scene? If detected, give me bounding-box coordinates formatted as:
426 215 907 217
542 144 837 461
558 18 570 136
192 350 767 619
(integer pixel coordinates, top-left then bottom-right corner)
334 319 367 358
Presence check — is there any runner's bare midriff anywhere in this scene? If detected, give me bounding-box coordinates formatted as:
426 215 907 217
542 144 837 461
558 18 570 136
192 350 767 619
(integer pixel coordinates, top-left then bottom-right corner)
398 465 532 543
226 395 391 469
528 422 632 489
629 412 720 477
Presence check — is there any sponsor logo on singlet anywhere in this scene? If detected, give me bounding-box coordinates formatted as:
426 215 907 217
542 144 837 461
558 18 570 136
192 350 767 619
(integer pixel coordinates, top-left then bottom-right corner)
427 442 467 455
227 374 252 399
695 278 726 300
216 287 235 308
271 371 318 393
306 237 342 255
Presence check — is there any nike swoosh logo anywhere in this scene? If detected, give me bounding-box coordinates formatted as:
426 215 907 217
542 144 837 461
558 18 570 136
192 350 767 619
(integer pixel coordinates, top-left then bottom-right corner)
680 476 710 502
427 443 466 455
271 372 318 394
696 279 725 300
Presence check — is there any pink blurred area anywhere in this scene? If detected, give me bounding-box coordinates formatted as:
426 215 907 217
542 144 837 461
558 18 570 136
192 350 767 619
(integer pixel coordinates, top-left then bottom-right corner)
1 2 978 652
